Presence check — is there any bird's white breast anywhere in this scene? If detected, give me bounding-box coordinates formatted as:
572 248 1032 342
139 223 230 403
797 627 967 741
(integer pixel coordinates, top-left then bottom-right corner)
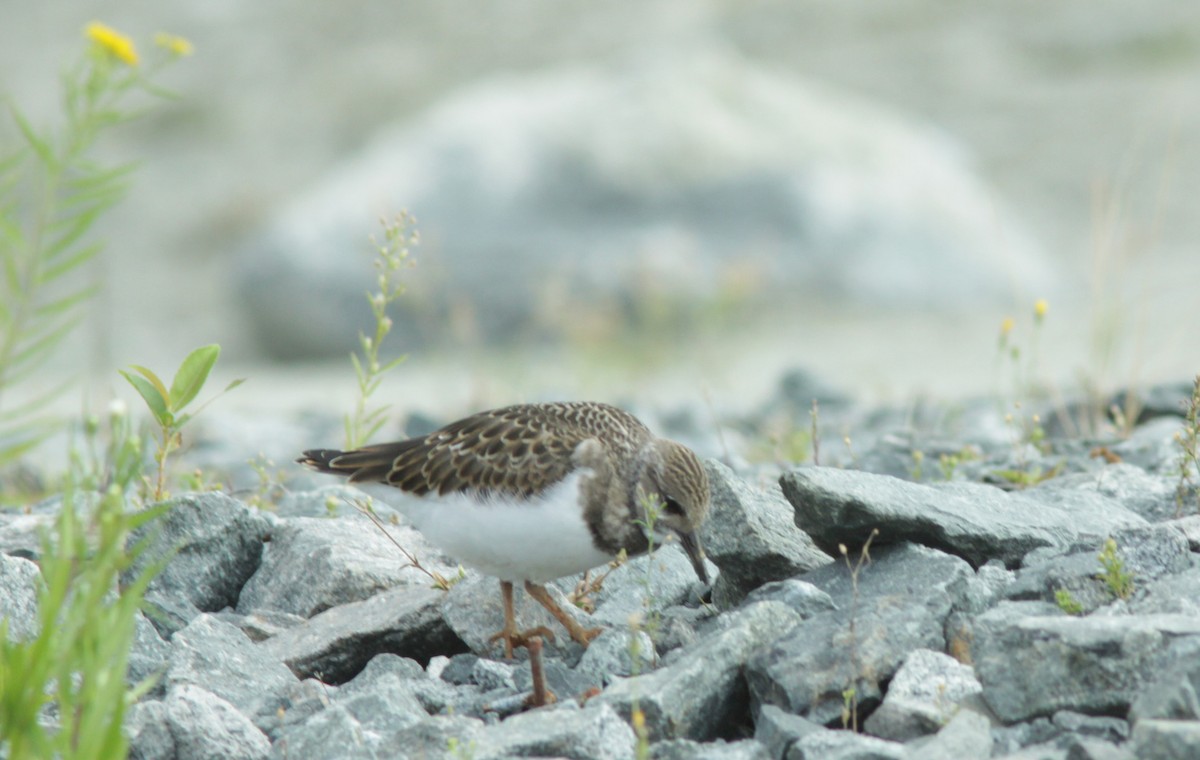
358 470 614 583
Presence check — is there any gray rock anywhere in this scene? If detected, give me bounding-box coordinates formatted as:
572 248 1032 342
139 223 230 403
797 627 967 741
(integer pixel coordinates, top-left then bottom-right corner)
126 492 270 637
652 604 720 654
270 703 373 760
745 544 972 725
575 628 657 687
375 714 485 759
335 668 428 737
1173 516 1200 552
1112 417 1188 474
703 460 832 607
0 553 40 641
0 512 52 560
743 579 838 619
1124 563 1200 617
341 652 426 687
583 546 716 630
167 614 300 728
1010 520 1193 613
127 700 175 760
1065 738 1136 760
652 738 771 759
974 610 1200 723
905 708 994 760
271 484 398 519
238 49 1044 358
213 608 308 642
513 656 597 704
259 678 334 742
237 515 457 617
1005 550 1117 615
594 601 802 742
130 612 172 692
1130 637 1200 720
164 684 271 760
1129 719 1200 760
439 653 484 685
781 466 1147 568
470 658 516 692
786 726 906 760
1053 711 1129 744
1031 464 1180 523
960 560 1017 614
473 702 635 760
862 649 983 741
259 586 465 683
443 575 595 661
754 704 824 760
990 717 1060 756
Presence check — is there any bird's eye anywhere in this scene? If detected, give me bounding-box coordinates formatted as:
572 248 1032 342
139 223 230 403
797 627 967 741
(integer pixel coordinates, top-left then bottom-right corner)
662 498 684 517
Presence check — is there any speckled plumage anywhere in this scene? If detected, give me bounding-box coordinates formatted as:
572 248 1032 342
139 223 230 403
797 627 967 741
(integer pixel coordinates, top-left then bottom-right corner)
298 401 711 656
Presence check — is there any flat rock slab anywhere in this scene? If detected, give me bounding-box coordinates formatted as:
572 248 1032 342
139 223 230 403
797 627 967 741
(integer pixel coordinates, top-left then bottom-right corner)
974 611 1200 723
237 515 458 617
259 586 466 683
704 461 832 607
595 601 802 742
746 543 973 725
125 492 271 637
781 466 1147 567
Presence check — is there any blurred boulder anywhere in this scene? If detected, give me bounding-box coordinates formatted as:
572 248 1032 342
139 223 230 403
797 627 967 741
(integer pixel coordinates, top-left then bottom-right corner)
236 47 1047 358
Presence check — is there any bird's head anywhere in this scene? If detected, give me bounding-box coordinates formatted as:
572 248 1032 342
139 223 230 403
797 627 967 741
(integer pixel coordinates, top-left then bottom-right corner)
637 438 711 585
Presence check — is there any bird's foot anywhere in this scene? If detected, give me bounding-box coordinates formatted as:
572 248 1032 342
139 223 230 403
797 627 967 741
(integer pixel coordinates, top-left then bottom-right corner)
488 624 556 660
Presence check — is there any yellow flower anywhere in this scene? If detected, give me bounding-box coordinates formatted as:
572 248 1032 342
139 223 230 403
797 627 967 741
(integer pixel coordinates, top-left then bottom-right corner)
631 708 646 733
999 316 1015 337
85 22 139 67
1034 299 1049 321
155 31 194 57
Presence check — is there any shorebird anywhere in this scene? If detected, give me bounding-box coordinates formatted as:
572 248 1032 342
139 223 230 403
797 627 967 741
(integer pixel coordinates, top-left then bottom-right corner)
298 401 711 657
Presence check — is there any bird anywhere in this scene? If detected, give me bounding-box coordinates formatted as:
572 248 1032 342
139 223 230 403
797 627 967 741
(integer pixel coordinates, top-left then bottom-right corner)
297 401 711 658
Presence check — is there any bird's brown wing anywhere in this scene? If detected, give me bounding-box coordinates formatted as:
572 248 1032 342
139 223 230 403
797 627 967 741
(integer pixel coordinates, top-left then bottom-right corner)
300 404 608 499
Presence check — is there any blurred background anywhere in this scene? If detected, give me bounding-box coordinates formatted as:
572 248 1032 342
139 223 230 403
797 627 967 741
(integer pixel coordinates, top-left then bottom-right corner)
3 1 1198 423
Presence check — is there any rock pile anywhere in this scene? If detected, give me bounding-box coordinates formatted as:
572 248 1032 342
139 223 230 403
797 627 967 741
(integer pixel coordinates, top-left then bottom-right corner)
2 381 1199 759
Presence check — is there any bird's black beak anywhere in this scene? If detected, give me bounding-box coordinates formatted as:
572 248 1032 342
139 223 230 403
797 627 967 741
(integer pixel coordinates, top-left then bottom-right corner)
675 529 710 586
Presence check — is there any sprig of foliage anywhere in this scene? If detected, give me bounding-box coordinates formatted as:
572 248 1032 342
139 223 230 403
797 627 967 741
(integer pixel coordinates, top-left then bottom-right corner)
0 23 190 464
1096 538 1134 600
120 344 242 501
0 406 166 760
1175 375 1200 516
1054 588 1084 616
344 213 418 450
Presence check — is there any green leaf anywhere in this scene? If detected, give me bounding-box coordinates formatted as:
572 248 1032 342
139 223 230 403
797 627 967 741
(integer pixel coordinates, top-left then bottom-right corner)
168 344 220 412
9 106 56 169
120 369 170 426
33 284 96 319
40 243 102 282
43 206 103 262
127 364 170 404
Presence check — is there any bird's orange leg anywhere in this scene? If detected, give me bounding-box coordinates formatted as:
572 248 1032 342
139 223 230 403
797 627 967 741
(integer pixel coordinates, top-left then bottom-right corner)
524 581 603 648
487 580 556 659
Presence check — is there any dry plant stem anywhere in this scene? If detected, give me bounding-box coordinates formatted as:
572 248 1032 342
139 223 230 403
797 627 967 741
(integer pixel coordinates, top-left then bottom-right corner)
839 528 879 733
811 399 821 466
347 497 451 590
1176 375 1200 516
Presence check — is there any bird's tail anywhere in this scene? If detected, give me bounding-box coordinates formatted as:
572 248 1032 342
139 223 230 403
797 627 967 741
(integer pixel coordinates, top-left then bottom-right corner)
297 442 412 483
